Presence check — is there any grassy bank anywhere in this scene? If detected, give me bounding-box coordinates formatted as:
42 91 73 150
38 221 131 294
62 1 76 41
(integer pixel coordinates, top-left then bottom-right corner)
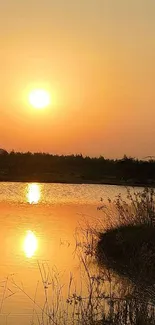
96 188 155 302
97 224 155 286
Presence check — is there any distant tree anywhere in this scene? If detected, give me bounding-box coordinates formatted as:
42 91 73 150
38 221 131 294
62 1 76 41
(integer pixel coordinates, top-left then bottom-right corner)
0 148 8 155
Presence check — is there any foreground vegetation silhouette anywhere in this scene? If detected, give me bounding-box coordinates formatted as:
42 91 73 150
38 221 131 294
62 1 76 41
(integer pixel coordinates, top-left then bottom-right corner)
0 150 155 185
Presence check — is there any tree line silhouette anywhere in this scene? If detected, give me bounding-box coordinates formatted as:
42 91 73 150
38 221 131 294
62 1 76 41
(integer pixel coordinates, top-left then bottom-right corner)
0 150 155 185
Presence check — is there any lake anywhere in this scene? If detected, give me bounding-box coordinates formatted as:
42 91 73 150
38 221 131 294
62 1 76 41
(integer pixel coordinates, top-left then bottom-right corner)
0 182 140 325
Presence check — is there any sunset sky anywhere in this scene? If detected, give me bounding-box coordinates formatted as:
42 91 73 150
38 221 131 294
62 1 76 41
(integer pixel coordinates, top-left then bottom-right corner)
0 0 155 158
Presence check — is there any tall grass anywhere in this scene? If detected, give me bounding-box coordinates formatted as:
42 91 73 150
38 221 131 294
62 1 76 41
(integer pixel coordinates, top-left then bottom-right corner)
97 187 155 230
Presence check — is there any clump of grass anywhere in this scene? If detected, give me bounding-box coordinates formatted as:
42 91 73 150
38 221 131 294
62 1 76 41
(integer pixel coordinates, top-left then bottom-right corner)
98 188 155 230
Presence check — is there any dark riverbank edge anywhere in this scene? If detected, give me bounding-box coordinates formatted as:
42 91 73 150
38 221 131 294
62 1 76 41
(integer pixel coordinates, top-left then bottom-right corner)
0 176 154 187
97 224 155 288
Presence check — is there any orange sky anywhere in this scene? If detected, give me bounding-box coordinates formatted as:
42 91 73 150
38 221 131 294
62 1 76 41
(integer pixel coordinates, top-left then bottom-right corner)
0 0 155 158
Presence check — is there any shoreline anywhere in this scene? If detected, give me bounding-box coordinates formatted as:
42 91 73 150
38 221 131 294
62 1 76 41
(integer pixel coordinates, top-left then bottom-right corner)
0 177 154 188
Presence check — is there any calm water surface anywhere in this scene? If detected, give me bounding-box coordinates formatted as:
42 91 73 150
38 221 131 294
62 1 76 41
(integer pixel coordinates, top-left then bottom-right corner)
0 182 140 325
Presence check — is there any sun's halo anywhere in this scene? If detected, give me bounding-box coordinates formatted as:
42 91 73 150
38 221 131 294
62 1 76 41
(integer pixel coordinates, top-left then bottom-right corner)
29 89 50 109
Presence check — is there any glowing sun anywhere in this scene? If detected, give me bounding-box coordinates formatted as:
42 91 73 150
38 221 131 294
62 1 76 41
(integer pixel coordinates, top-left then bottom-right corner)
29 89 50 109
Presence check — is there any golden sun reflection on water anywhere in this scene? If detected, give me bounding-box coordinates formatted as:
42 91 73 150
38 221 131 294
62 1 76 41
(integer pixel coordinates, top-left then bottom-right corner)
23 230 38 258
27 183 41 204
